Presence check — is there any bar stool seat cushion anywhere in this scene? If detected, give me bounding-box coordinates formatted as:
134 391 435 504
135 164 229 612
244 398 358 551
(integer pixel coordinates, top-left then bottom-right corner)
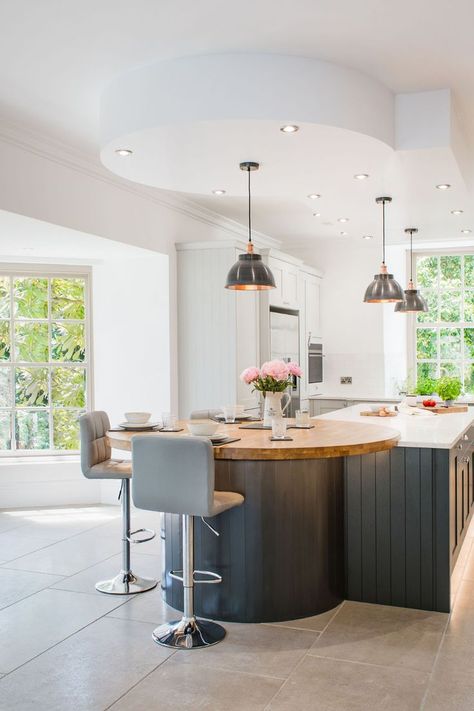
211 491 244 516
88 459 132 480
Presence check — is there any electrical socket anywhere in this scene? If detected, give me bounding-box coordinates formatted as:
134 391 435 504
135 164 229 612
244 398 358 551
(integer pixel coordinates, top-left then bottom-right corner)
340 376 352 384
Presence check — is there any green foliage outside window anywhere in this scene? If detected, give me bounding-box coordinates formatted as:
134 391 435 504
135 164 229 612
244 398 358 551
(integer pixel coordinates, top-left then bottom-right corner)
0 274 87 452
416 254 474 394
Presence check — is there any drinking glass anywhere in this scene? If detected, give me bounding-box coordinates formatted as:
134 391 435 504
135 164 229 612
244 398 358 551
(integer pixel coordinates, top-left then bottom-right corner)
162 412 177 430
295 409 310 427
271 415 287 439
222 405 237 423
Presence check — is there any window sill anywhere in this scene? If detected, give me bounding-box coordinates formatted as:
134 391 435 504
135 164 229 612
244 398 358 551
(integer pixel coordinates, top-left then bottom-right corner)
0 454 80 464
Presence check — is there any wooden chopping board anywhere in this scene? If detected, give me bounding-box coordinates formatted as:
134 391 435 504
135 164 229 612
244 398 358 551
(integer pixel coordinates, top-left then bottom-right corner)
360 411 398 418
417 404 469 414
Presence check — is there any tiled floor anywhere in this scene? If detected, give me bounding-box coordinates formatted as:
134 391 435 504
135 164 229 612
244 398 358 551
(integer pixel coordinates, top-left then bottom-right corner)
0 505 473 710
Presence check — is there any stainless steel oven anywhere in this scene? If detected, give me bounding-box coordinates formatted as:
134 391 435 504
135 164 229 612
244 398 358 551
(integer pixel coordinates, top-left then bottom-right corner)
308 342 323 384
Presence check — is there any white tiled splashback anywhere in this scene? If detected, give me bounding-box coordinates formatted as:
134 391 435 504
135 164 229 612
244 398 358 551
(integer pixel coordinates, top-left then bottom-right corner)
321 352 393 397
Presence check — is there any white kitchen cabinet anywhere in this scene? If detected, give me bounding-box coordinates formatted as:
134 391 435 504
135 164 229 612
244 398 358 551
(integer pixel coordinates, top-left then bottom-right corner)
265 255 300 309
304 273 321 340
176 241 260 418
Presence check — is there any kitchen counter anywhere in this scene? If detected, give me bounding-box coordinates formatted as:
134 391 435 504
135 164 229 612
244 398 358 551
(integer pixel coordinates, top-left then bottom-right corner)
108 419 399 623
316 403 474 449
107 418 400 460
309 394 399 402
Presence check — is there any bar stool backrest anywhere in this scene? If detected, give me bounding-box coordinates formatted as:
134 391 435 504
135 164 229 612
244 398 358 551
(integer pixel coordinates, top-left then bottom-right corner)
79 411 111 478
132 435 215 517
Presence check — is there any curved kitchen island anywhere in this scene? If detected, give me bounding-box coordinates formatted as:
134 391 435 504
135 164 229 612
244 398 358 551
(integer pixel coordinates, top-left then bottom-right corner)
108 420 399 623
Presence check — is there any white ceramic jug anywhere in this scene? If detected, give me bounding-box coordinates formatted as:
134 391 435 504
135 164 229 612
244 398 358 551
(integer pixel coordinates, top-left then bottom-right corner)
263 391 291 427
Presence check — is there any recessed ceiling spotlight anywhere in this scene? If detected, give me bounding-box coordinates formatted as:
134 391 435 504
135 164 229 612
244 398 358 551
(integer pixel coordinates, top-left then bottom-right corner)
436 183 451 190
354 173 369 180
280 125 299 133
338 217 349 223
212 189 226 195
340 231 349 236
115 148 133 156
362 235 373 240
451 209 463 215
313 212 321 217
461 229 472 234
307 194 321 200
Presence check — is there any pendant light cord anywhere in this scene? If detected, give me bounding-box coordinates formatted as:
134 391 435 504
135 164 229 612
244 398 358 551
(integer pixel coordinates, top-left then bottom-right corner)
410 229 413 282
382 199 386 265
247 166 252 244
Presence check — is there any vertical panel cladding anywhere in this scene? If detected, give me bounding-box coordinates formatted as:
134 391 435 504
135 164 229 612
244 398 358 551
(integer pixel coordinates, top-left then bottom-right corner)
420 448 434 610
361 453 377 602
345 456 362 600
433 449 451 612
345 447 452 613
375 450 391 604
390 447 407 606
405 448 422 609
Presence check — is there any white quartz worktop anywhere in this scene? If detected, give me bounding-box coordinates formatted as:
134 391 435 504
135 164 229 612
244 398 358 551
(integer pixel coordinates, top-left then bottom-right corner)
309 394 399 402
315 403 474 449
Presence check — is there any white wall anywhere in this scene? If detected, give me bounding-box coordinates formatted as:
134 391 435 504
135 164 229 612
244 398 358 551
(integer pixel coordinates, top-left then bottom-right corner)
292 240 408 397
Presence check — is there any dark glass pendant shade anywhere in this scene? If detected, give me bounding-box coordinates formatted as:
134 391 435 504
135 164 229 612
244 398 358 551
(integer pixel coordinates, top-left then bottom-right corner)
225 247 276 290
394 228 428 313
364 196 404 304
225 161 276 291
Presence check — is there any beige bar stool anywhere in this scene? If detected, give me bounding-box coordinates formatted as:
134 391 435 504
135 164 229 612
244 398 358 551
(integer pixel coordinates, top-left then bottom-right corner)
79 411 158 595
132 435 244 649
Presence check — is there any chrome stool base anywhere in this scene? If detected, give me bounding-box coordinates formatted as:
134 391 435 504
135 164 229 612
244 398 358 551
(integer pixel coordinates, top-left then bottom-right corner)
152 616 226 649
95 571 158 595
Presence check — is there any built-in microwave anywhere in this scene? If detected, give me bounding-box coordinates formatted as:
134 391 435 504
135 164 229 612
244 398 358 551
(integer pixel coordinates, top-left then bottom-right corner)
308 342 323 384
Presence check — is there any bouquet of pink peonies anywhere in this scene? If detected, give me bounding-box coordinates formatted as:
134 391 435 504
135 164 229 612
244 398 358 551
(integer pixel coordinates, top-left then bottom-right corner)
240 360 302 393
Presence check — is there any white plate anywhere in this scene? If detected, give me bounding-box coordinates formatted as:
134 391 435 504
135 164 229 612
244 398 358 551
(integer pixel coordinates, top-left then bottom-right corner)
119 421 161 430
216 413 252 420
209 433 229 441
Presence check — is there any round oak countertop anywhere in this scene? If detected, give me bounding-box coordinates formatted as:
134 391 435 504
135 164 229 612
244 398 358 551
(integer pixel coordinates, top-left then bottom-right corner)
107 418 400 460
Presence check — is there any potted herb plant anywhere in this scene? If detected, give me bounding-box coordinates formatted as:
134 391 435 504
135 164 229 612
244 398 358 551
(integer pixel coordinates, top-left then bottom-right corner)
436 376 462 407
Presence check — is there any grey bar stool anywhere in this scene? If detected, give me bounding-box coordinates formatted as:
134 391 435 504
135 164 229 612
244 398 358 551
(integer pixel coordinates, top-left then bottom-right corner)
189 409 221 420
132 435 244 649
79 411 158 595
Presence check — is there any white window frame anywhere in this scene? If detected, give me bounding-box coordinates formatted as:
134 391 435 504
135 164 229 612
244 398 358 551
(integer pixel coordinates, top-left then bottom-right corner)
0 264 93 457
408 248 474 391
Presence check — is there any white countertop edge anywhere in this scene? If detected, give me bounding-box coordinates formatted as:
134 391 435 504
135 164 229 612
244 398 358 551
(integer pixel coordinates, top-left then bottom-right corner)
314 403 474 450
309 394 474 404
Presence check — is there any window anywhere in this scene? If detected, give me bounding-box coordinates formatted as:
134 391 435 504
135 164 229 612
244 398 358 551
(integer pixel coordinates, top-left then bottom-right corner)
0 268 90 454
414 253 474 393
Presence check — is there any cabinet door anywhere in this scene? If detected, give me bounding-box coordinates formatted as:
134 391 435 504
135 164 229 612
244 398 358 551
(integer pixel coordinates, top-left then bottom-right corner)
450 455 458 555
268 259 284 307
305 276 321 339
457 457 465 541
282 268 298 307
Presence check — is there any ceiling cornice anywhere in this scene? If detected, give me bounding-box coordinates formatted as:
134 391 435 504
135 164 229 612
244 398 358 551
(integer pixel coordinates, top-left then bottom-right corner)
0 118 279 249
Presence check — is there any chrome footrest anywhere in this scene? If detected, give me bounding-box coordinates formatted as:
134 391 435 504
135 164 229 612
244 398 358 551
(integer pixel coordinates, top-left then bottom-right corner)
169 569 222 584
127 527 156 544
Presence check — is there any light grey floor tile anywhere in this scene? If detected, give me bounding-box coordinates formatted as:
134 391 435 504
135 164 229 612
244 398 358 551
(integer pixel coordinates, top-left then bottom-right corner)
0 616 173 711
107 585 178 624
0 568 63 610
2 529 121 575
174 623 318 679
0 528 65 562
0 588 125 673
446 603 474 638
309 601 447 672
109 656 283 711
450 578 474 609
267 655 428 711
267 604 342 632
423 667 474 710
52 552 160 595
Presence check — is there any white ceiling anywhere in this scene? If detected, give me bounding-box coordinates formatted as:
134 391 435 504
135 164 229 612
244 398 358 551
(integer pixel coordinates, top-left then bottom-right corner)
1 0 474 250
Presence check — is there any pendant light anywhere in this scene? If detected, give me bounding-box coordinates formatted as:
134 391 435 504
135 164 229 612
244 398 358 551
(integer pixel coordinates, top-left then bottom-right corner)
225 162 276 290
394 228 428 313
364 196 405 303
